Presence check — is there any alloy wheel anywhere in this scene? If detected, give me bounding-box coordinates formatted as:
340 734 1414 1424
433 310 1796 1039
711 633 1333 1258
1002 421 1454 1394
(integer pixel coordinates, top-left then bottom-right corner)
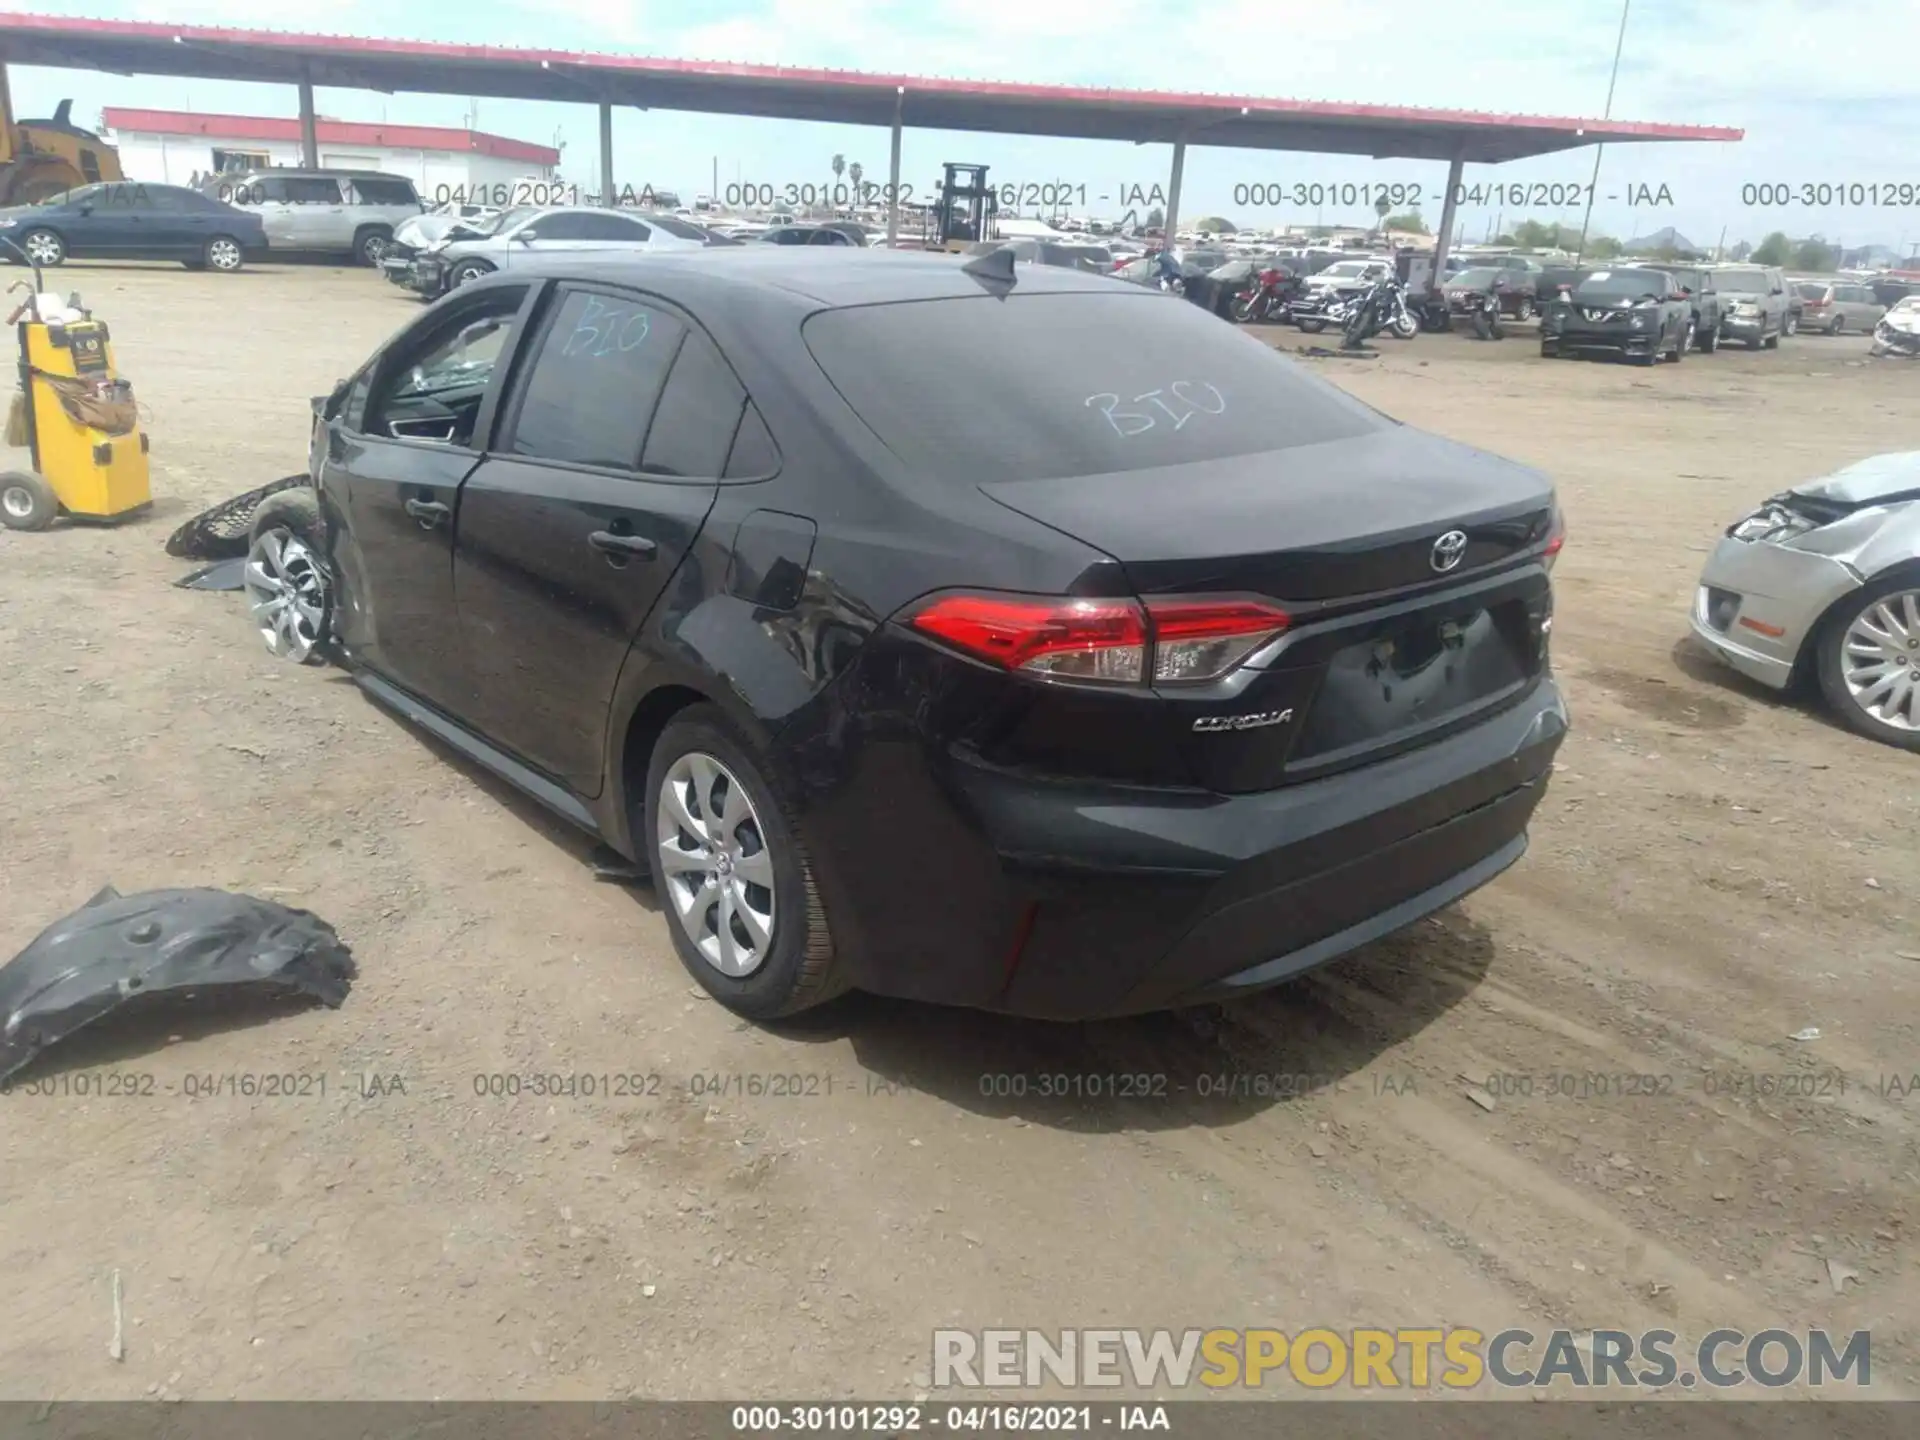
243 527 328 662
1839 589 1920 731
655 751 777 977
207 238 242 271
23 231 62 266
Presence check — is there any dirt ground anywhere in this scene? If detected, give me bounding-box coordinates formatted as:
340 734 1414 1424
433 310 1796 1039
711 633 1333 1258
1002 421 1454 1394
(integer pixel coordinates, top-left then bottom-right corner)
0 263 1915 1403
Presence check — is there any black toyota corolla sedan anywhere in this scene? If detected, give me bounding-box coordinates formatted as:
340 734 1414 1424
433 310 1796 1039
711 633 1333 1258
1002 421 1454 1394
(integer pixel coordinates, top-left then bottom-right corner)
243 248 1567 1022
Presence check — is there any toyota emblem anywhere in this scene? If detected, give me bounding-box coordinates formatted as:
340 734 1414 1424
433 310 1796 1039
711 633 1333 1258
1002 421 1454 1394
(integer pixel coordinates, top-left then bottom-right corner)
1430 530 1469 573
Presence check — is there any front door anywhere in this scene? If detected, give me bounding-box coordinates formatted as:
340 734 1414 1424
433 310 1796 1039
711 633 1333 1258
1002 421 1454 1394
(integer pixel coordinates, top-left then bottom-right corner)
320 281 535 718
453 282 741 796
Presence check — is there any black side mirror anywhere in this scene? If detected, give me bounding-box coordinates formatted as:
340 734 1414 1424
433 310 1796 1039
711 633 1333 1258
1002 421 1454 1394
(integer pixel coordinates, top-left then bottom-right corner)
78 204 93 216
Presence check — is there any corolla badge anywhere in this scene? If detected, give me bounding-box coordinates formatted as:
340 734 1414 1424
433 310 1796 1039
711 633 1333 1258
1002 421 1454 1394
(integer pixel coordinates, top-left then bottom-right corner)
1193 709 1293 732
1430 529 1469 573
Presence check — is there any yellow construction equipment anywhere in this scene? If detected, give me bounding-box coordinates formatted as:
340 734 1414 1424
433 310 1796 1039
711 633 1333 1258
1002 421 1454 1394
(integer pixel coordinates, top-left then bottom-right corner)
0 70 124 207
0 266 150 530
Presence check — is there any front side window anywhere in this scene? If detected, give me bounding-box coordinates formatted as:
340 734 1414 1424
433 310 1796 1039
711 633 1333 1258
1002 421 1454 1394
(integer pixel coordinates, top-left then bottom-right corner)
507 289 688 470
362 288 527 446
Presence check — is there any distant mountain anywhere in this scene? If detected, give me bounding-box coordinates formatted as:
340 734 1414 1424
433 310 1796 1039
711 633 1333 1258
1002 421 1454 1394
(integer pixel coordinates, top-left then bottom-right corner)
1625 226 1699 253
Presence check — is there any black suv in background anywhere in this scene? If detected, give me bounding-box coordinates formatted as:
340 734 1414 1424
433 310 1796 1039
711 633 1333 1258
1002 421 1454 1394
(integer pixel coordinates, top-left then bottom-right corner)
243 250 1566 1023
1540 265 1694 363
1635 263 1726 351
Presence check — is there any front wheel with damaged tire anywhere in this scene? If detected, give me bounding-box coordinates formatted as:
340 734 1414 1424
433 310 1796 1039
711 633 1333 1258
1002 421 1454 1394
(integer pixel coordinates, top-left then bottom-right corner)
642 704 845 1020
242 488 332 664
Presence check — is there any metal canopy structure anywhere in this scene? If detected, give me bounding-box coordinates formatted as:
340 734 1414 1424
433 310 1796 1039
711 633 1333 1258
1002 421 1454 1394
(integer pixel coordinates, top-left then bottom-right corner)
0 12 1741 256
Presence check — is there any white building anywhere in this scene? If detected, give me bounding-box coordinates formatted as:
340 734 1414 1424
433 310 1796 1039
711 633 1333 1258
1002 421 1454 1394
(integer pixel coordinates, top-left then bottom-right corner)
101 108 560 203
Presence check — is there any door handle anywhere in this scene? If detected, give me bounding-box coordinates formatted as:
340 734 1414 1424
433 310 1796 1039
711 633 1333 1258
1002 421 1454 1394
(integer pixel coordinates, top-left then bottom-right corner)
405 498 450 525
588 530 657 559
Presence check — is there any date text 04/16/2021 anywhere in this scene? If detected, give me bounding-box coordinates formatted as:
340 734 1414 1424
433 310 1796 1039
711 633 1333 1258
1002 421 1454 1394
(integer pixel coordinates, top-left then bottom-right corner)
1230 181 1676 210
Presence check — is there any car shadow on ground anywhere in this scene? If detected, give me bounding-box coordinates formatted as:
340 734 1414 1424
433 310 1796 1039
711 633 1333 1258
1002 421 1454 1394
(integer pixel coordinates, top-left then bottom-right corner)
355 679 666 914
358 680 1496 1133
772 910 1496 1134
1668 632 1863 743
4 989 331 1086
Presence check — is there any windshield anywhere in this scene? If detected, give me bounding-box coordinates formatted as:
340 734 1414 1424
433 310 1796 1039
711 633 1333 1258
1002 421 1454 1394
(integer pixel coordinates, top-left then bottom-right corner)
37 183 107 207
1715 269 1770 294
469 206 536 237
1450 268 1499 286
802 291 1387 486
642 213 707 240
1572 270 1666 302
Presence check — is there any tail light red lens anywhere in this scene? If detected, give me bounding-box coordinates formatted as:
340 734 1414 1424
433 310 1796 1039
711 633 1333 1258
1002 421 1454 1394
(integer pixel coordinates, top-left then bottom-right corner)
906 593 1290 687
1543 509 1566 569
909 595 1148 683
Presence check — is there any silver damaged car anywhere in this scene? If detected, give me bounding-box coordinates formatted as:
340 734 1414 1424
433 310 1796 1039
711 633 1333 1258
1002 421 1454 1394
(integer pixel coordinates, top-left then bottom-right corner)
1692 450 1920 749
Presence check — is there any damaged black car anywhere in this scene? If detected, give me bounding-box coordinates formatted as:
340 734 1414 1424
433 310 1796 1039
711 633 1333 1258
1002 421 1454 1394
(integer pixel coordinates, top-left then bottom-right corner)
237 249 1566 1023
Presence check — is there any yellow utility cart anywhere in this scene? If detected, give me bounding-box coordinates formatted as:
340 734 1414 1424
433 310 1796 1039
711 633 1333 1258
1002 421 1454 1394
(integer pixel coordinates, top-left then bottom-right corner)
0 276 149 531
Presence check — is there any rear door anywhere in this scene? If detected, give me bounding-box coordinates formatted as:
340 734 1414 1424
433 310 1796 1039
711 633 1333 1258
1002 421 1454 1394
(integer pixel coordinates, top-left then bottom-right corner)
285 175 349 247
452 282 736 795
319 281 536 717
138 186 204 256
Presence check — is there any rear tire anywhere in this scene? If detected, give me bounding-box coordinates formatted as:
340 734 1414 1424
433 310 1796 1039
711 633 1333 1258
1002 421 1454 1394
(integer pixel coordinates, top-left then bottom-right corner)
1698 321 1719 353
354 226 392 267
643 704 846 1020
1829 315 1845 335
0 469 59 531
1539 341 1559 358
204 235 245 272
1670 319 1692 362
1297 317 1326 334
1516 297 1535 321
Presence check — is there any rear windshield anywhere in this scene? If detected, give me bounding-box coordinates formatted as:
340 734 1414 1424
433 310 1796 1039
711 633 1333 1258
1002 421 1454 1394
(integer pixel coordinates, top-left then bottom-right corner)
803 292 1389 485
1795 282 1830 300
1715 269 1770 294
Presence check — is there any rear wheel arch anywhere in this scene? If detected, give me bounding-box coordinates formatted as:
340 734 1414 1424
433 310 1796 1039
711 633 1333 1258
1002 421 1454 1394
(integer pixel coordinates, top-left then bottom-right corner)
606 679 778 856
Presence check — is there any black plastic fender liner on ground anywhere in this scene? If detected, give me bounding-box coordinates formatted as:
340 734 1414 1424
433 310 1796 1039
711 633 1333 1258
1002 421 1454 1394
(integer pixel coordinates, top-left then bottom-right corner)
0 886 356 1084
163 475 309 560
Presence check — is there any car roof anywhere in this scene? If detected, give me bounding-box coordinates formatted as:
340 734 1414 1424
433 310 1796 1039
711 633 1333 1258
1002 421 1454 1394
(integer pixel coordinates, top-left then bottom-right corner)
487 246 1133 307
225 168 414 181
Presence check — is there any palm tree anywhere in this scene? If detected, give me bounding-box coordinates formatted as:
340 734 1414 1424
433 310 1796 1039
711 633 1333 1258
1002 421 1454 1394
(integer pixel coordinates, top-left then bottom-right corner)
848 161 864 204
831 153 845 210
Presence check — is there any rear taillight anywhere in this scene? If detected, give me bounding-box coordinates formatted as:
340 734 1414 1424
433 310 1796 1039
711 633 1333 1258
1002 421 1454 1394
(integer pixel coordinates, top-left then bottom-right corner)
1543 510 1566 570
906 592 1290 687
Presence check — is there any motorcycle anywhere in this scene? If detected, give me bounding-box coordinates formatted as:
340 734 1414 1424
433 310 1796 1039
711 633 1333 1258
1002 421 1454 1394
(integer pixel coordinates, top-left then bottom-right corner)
1230 267 1297 324
1340 276 1419 348
1460 276 1510 340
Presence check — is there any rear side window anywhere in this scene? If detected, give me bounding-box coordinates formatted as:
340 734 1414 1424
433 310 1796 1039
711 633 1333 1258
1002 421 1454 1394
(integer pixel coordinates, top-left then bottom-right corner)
284 177 344 204
725 405 779 478
1796 283 1828 300
803 291 1386 485
641 332 745 478
350 178 417 206
507 288 686 470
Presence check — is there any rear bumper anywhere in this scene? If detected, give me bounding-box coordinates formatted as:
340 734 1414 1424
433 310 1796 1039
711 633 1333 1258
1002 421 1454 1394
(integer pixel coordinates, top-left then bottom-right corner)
805 676 1566 1020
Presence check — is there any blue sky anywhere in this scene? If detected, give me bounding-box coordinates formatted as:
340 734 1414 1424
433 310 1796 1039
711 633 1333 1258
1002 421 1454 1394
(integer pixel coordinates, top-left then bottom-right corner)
12 0 1920 251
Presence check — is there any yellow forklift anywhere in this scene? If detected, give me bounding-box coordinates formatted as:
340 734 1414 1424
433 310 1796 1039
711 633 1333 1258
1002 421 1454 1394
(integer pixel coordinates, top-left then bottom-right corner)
932 163 998 251
0 238 150 531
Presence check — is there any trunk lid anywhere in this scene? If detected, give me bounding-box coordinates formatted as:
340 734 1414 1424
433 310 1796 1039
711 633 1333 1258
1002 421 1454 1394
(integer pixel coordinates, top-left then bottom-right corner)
980 426 1557 793
980 424 1554 603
